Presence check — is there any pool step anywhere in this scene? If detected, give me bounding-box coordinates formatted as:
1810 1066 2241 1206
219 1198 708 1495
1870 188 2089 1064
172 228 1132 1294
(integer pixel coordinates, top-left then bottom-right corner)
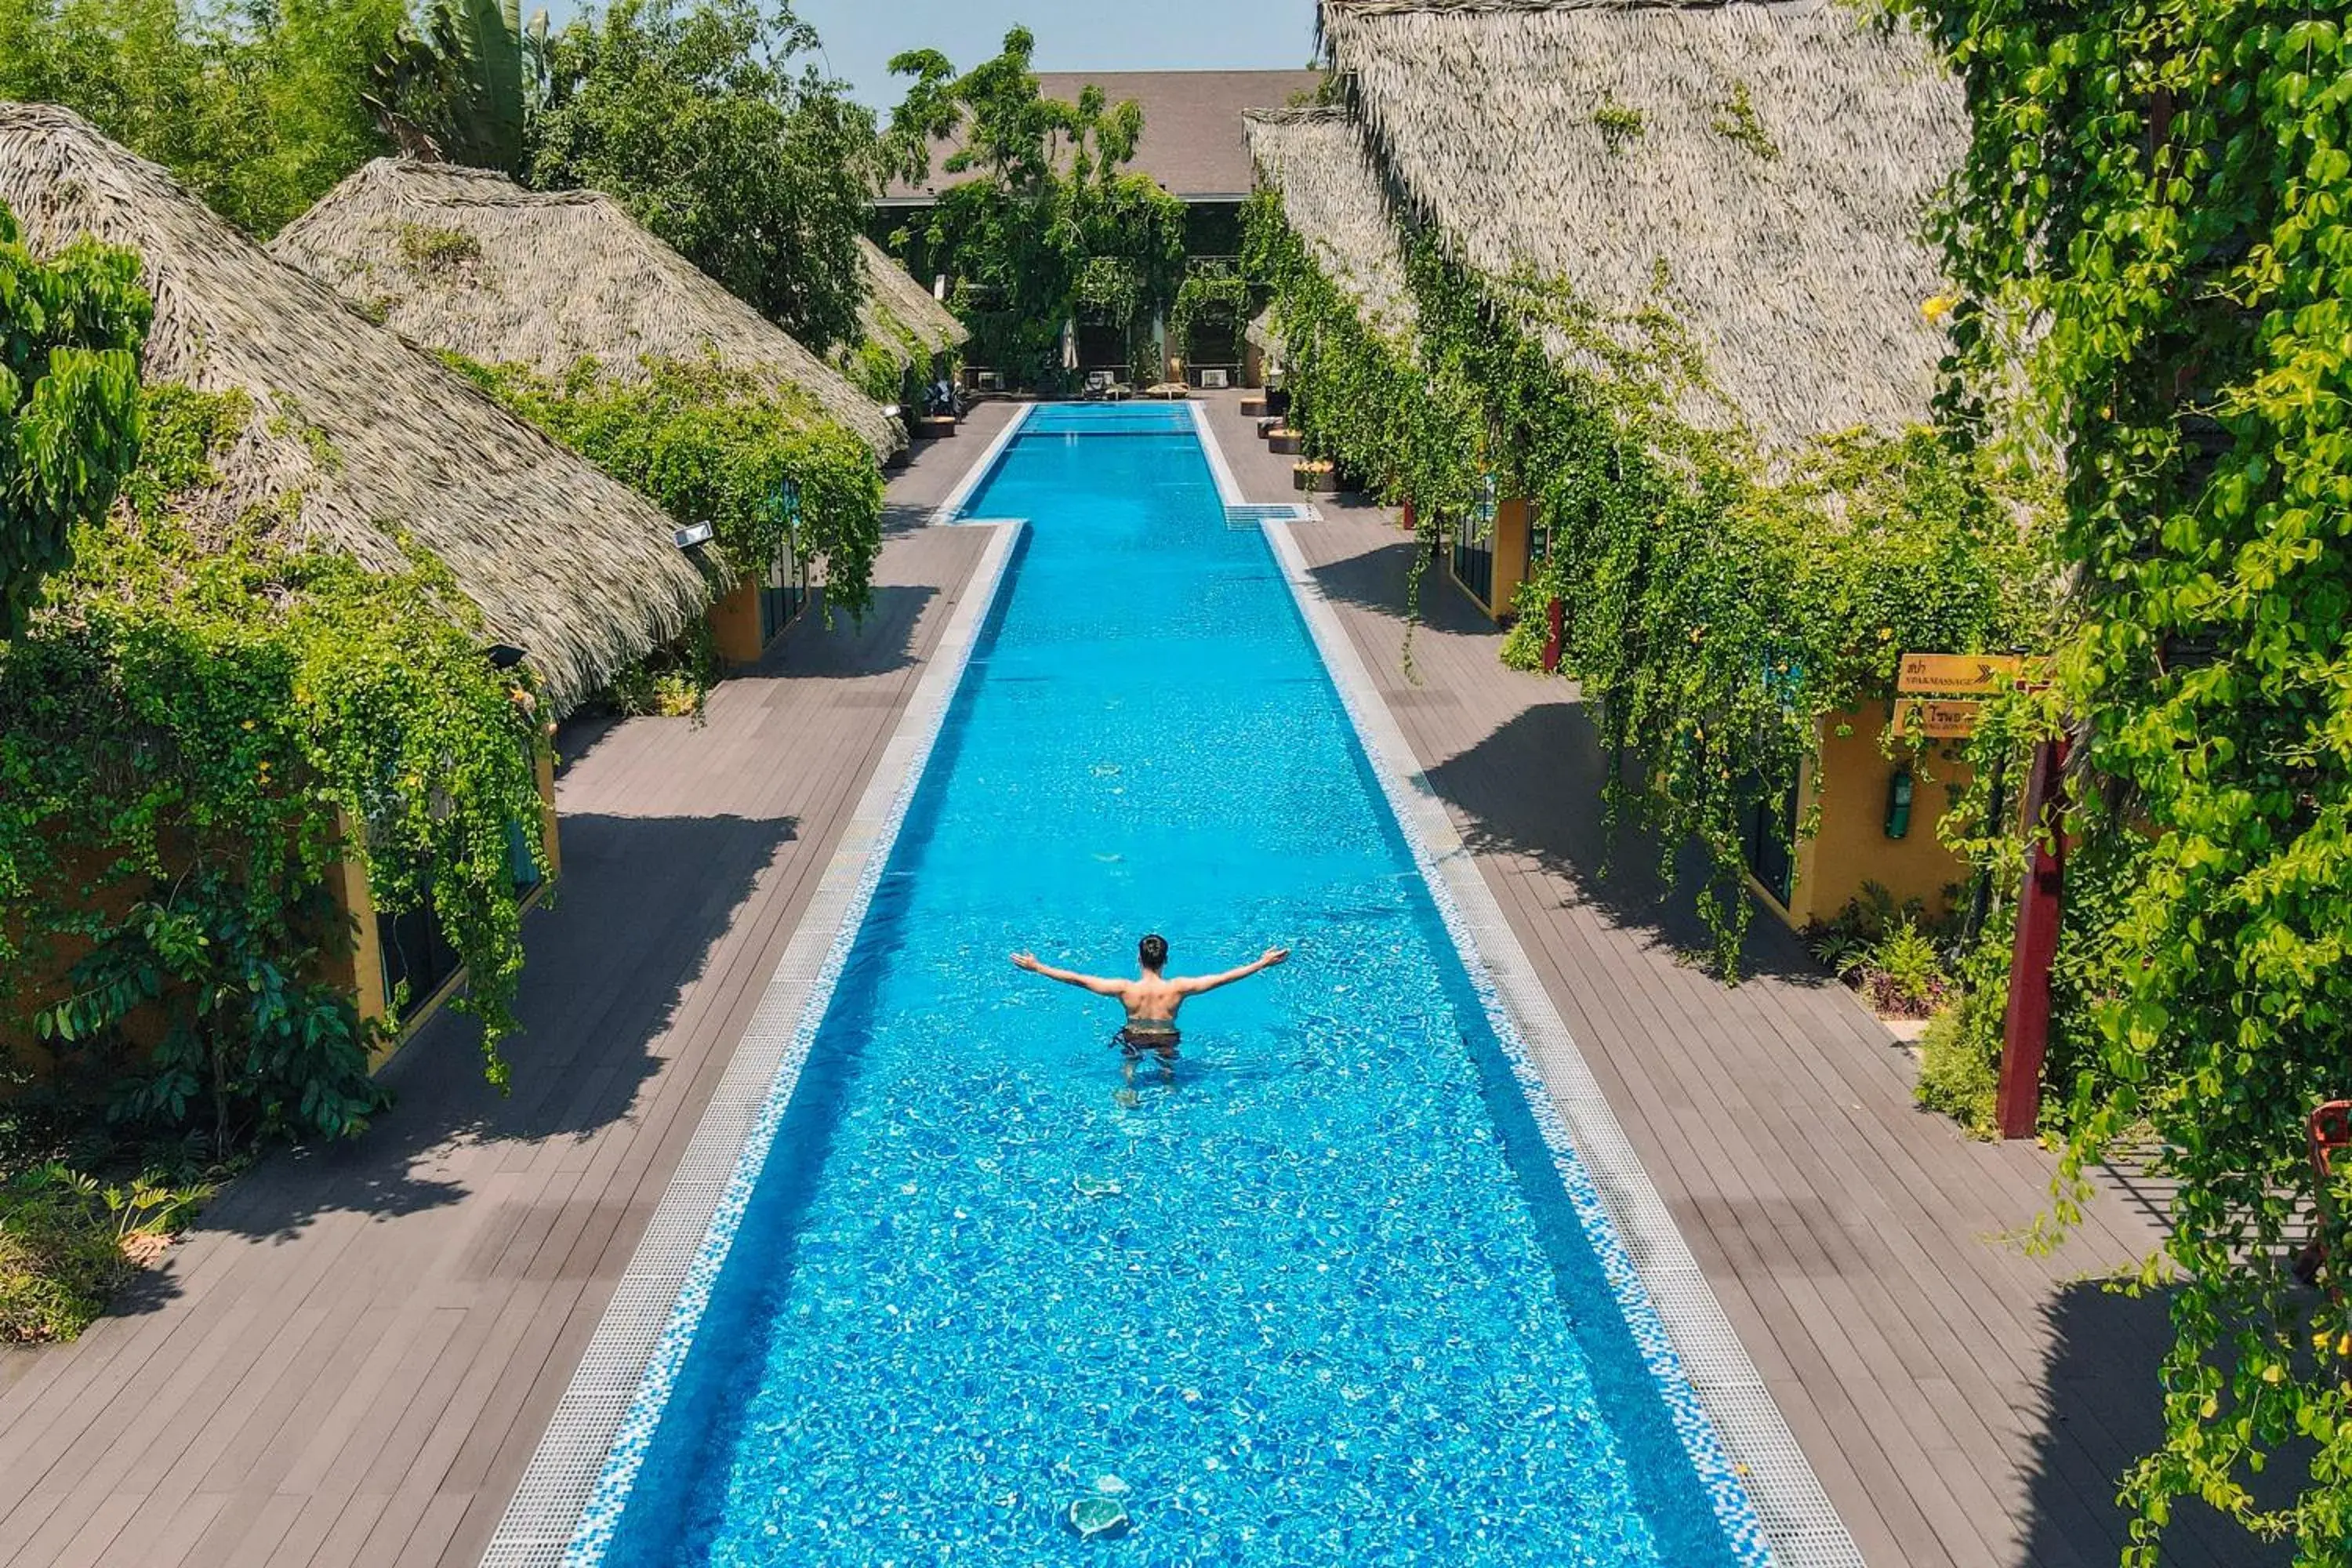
1225 503 1322 530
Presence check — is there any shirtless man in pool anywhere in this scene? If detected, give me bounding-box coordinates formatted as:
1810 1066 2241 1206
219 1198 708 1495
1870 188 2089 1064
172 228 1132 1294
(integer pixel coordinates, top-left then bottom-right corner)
1010 935 1289 1084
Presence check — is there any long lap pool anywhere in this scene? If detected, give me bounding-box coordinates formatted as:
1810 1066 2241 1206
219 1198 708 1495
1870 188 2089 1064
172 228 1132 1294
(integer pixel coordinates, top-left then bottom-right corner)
597 403 1757 1566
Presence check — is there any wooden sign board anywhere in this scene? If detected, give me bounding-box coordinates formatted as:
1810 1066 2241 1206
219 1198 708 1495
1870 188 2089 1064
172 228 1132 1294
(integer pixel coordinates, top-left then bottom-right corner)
1898 652 2023 697
1893 698 1982 739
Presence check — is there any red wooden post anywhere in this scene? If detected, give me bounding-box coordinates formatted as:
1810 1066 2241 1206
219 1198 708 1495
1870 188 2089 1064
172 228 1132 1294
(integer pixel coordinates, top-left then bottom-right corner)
1997 735 2070 1139
1541 597 1566 673
1400 496 1417 535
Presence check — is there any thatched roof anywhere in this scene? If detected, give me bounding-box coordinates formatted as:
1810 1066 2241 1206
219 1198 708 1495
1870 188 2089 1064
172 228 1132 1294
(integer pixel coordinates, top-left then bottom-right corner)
270 158 903 459
857 236 966 359
1243 107 1419 344
0 104 708 715
1319 0 1967 447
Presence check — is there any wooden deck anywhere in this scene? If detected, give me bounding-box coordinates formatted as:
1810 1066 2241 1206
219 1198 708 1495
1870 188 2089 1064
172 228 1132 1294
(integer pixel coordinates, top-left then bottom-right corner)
0 393 2255 1567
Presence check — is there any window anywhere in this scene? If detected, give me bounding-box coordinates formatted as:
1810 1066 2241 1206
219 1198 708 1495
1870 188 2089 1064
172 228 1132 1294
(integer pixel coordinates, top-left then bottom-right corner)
1453 474 1499 608
378 895 461 1022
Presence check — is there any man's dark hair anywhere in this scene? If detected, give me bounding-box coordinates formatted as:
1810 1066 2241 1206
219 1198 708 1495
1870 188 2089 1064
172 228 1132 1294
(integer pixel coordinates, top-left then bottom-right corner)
1138 934 1169 971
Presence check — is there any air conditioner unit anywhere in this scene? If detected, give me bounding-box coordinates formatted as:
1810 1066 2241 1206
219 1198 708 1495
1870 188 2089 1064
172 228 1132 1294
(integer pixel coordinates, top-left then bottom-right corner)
1201 368 1230 390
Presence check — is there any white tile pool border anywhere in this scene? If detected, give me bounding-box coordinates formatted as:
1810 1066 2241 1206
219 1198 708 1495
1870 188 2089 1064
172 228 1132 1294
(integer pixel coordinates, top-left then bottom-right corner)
1191 400 1864 1568
477 506 1025 1568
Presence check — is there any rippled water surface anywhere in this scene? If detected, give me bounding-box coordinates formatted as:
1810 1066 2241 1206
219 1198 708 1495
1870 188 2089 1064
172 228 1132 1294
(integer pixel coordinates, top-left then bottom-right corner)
606 404 1741 1566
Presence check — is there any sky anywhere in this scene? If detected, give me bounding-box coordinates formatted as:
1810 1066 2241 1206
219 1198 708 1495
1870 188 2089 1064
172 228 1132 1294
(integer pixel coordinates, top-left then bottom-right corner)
540 0 1323 111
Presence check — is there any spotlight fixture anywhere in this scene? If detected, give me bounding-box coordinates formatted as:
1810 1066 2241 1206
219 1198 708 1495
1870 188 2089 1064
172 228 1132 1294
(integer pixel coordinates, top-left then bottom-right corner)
673 521 715 550
485 643 527 670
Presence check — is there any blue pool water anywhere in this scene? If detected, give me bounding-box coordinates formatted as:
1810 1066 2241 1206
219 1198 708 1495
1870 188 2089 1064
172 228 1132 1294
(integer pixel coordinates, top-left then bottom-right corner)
604 405 1749 1566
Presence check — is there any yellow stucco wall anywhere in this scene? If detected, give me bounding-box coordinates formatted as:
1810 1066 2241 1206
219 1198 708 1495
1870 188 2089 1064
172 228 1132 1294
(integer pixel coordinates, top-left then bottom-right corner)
1449 495 1534 622
1773 709 1974 929
710 579 766 668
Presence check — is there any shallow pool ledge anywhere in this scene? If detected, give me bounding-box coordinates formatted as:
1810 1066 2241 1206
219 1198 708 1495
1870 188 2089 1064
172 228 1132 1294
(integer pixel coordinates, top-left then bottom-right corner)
1196 401 1866 1568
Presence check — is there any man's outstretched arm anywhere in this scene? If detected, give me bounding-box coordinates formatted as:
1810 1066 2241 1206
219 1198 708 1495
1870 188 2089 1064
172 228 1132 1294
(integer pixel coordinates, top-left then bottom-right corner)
1011 952 1127 996
1175 948 1290 996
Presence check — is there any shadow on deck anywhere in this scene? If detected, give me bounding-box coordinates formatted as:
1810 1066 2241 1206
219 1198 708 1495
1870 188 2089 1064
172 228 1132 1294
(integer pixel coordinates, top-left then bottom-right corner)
1307 537 1831 987
2024 1279 2296 1567
191 808 797 1248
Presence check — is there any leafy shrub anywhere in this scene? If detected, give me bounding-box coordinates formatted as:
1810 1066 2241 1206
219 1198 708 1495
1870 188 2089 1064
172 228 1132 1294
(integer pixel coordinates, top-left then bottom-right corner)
39 871 389 1154
1497 612 1547 673
1805 880 1925 975
1915 985 2001 1139
0 1162 209 1342
1862 922 1951 1018
452 353 884 619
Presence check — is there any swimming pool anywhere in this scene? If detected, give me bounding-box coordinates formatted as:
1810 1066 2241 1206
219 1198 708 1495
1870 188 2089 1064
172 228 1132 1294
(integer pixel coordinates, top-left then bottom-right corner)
583 403 1768 1566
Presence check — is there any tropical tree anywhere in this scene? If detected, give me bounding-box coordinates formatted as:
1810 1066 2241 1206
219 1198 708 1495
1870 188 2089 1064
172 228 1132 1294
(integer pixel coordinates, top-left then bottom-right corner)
527 0 876 351
366 0 535 174
0 201 148 635
0 0 406 236
884 27 1185 388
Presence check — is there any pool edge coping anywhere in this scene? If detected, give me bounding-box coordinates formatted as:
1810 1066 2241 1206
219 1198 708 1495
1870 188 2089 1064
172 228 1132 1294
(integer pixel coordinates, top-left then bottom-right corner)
477 466 1029 1566
1192 400 1864 1568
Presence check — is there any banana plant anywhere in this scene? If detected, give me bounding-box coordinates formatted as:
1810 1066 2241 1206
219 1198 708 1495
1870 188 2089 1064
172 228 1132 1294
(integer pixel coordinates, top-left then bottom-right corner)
367 0 546 175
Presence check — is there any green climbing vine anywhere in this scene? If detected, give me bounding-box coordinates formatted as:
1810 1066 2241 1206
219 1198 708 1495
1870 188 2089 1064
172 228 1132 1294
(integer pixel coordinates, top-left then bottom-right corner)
1 203 149 636
4 381 551 1145
1167 264 1252 369
1893 3 2352 1562
1240 191 1482 516
451 354 885 619
1248 188 2051 970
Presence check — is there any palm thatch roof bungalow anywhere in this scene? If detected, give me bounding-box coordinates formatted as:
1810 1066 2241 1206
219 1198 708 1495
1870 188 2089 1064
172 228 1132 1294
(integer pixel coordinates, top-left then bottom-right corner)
270 158 905 463
0 103 716 1044
1242 105 1436 498
1318 0 1965 448
0 105 708 717
1314 0 1984 935
844 235 969 422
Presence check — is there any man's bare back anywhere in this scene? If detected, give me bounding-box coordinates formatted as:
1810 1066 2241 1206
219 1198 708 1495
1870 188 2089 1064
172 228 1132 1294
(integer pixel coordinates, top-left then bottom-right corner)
1010 932 1289 1084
